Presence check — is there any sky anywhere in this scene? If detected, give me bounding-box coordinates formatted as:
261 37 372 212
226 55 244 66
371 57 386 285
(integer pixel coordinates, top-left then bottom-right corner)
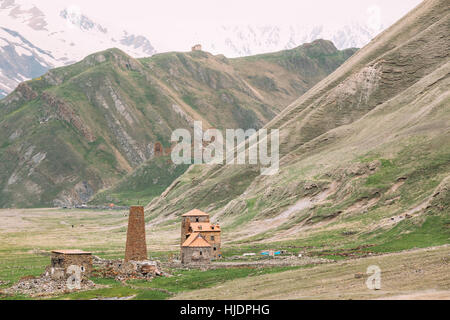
22 0 423 51
39 0 422 25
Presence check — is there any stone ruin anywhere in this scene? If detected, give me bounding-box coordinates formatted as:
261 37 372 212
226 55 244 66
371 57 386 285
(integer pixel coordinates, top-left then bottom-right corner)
2 250 97 297
91 256 165 282
1 206 166 297
192 44 202 51
2 273 96 297
93 206 166 281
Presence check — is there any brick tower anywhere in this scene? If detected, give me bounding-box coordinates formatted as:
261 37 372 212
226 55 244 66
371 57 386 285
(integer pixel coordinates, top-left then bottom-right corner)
125 206 148 262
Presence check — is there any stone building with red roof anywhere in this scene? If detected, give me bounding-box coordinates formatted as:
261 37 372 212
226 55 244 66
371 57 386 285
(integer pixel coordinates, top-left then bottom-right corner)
181 209 222 264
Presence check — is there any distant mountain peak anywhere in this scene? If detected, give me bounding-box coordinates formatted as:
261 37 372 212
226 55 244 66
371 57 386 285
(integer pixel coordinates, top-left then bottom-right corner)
199 23 382 58
0 1 157 98
1 0 47 31
60 8 108 34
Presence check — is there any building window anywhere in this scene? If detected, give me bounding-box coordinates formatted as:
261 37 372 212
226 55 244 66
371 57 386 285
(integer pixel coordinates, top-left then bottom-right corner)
214 247 217 251
200 251 203 256
211 236 215 241
195 218 199 222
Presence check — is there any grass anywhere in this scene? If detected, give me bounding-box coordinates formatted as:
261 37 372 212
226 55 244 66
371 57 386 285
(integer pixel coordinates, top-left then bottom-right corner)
127 266 303 294
2 266 304 300
224 198 258 231
0 203 448 300
90 157 189 206
173 245 450 300
366 212 450 253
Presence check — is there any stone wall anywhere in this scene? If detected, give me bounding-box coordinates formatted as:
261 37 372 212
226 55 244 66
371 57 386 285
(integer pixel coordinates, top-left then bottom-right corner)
181 246 212 265
92 256 165 281
197 231 221 259
51 252 93 275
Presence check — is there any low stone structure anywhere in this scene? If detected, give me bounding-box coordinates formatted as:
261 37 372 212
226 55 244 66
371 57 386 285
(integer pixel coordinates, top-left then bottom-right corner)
2 250 96 297
50 250 93 276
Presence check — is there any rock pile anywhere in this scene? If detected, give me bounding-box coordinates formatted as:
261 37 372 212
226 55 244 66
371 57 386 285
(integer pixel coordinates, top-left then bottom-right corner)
0 280 9 286
1 274 96 297
92 256 166 281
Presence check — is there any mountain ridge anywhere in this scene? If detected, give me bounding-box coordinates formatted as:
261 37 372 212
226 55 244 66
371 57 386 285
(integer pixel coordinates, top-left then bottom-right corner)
143 0 449 252
0 40 356 207
0 0 157 98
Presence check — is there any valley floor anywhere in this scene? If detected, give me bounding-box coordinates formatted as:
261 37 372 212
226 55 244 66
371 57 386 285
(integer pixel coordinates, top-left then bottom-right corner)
0 208 448 300
173 245 450 300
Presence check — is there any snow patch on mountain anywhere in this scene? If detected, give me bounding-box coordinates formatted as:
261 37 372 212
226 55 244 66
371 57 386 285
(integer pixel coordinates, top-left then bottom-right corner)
202 23 382 58
0 0 157 98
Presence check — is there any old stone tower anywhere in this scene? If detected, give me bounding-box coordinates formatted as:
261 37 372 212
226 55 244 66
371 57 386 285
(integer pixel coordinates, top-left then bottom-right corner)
125 206 148 262
181 209 210 244
191 44 202 51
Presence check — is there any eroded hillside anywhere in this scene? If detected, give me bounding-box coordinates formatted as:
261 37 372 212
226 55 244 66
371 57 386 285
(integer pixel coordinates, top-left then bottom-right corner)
0 41 355 207
145 0 450 252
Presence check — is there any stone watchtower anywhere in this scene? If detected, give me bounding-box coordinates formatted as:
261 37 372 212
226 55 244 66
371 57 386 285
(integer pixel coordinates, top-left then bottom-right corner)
181 209 210 244
125 206 148 262
191 44 202 51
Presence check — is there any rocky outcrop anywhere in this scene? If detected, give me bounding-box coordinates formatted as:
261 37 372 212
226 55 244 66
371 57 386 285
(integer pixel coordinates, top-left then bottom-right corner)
53 181 95 207
16 82 38 101
42 92 96 142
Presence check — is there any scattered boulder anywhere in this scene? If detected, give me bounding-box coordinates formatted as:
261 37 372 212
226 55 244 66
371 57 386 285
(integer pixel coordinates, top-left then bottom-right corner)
2 273 96 297
304 182 319 191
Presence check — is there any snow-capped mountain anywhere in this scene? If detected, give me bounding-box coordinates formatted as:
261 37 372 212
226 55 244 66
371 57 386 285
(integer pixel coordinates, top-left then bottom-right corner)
0 26 57 98
202 23 382 58
0 0 156 98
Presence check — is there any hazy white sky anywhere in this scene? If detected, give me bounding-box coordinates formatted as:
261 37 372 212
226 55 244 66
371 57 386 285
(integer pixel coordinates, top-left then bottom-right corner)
25 0 423 50
45 0 422 24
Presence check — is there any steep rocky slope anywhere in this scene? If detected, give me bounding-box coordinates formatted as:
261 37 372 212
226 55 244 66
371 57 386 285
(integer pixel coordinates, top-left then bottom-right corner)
0 41 356 207
145 0 450 252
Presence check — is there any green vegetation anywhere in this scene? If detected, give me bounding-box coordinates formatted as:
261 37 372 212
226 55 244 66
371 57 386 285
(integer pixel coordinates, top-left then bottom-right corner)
128 266 302 294
90 157 190 206
143 0 449 270
0 41 355 208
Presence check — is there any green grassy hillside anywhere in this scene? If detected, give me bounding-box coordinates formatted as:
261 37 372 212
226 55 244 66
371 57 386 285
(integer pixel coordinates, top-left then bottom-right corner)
0 40 355 207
